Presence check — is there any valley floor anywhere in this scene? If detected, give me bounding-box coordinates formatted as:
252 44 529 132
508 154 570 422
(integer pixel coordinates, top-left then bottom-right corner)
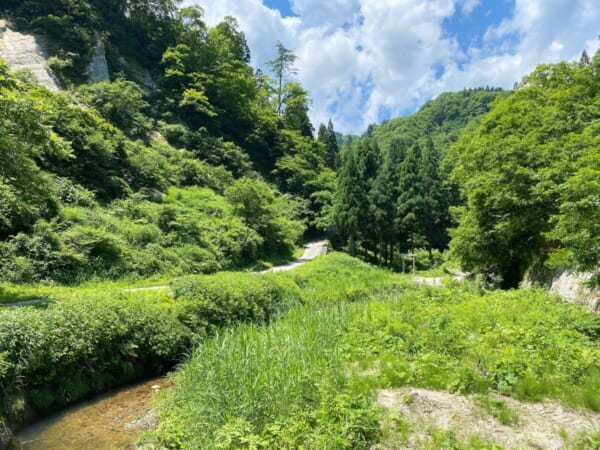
2 252 599 449
147 253 600 449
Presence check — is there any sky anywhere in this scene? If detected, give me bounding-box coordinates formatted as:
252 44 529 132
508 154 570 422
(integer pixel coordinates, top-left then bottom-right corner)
183 0 600 135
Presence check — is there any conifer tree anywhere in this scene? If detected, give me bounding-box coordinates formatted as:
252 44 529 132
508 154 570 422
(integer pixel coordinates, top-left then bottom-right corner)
355 138 381 259
325 119 339 169
318 119 340 169
267 41 298 116
317 123 327 142
396 142 425 254
418 138 447 259
580 49 591 67
333 143 362 255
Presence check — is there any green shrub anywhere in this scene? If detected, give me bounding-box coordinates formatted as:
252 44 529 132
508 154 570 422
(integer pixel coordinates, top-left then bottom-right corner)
0 268 305 419
172 272 303 338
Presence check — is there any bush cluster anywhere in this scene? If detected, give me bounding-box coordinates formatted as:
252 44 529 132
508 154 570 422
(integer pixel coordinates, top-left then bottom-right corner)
0 270 302 424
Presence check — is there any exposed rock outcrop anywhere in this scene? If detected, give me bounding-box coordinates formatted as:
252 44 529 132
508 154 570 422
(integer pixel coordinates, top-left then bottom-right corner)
0 19 59 91
524 261 600 313
87 40 110 82
116 56 156 89
550 268 600 313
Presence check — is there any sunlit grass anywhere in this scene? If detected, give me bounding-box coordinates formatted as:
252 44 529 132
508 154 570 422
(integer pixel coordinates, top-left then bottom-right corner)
151 254 600 448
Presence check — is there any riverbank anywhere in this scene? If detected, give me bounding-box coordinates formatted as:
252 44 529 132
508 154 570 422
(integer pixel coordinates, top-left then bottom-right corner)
8 377 167 449
0 243 328 450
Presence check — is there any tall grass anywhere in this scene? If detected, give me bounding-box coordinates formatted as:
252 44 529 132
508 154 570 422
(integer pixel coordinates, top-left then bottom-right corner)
153 303 380 449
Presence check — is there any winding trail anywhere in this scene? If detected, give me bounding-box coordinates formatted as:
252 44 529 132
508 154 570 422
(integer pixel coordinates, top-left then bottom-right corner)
2 241 329 306
260 240 328 273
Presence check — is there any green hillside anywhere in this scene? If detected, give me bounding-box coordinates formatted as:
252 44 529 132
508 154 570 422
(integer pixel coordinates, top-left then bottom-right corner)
1 1 600 449
0 1 340 284
372 88 510 156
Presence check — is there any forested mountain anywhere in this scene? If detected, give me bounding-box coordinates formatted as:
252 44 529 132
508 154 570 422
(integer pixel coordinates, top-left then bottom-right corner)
0 1 338 283
372 88 510 157
1 0 599 290
333 89 509 267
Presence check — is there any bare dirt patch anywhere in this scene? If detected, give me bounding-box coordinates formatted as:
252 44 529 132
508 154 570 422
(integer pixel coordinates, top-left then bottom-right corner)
375 388 600 449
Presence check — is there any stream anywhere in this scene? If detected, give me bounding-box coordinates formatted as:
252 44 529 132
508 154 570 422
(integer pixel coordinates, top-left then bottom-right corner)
8 377 168 450
6 241 328 449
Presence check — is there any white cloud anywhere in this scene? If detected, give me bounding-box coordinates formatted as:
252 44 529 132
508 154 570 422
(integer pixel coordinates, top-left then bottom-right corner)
289 0 361 28
460 0 480 15
183 0 600 134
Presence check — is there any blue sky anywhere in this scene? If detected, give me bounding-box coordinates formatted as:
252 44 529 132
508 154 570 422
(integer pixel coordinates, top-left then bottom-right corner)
262 0 296 17
443 0 515 54
185 0 600 134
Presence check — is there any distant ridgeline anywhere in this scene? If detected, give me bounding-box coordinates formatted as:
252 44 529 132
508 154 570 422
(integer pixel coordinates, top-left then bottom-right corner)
0 0 339 284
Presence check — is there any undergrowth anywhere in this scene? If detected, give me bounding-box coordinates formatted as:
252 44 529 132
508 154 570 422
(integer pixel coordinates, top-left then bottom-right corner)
150 255 600 449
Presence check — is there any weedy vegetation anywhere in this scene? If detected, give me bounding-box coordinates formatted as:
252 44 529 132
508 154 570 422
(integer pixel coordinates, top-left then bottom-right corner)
149 254 600 448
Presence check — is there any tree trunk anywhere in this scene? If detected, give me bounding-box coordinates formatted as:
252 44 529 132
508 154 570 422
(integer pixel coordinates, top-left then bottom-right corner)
349 234 356 256
383 241 388 266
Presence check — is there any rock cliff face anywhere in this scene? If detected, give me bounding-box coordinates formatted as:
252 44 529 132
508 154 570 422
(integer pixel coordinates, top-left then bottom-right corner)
524 264 599 313
0 19 59 91
87 40 110 82
549 268 600 313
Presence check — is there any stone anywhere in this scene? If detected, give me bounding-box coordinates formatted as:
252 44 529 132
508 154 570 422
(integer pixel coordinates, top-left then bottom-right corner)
550 268 600 313
0 19 59 91
87 40 110 82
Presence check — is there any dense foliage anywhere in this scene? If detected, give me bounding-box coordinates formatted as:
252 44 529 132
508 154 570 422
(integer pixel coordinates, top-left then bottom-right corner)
450 53 600 286
332 89 508 268
0 1 346 283
0 63 305 283
0 271 300 424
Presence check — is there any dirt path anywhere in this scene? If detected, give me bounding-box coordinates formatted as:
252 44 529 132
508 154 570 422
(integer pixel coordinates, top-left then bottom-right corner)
1 298 46 308
413 271 467 287
260 240 328 274
376 388 600 449
2 241 330 306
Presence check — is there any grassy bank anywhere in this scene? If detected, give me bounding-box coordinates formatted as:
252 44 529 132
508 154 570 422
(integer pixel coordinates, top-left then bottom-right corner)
0 253 398 436
0 270 303 429
149 258 600 448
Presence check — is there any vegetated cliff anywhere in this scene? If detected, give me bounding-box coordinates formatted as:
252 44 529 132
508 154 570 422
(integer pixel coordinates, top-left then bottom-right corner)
0 17 113 87
0 19 59 90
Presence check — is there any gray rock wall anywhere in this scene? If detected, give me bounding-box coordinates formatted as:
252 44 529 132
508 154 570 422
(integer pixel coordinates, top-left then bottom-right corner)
549 268 600 313
0 19 59 91
87 40 110 82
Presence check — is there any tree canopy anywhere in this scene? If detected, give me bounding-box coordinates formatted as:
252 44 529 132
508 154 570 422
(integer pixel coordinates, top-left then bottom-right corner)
450 55 600 286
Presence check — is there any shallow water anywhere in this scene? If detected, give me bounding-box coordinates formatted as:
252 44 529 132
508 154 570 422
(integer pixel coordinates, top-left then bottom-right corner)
9 377 168 450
